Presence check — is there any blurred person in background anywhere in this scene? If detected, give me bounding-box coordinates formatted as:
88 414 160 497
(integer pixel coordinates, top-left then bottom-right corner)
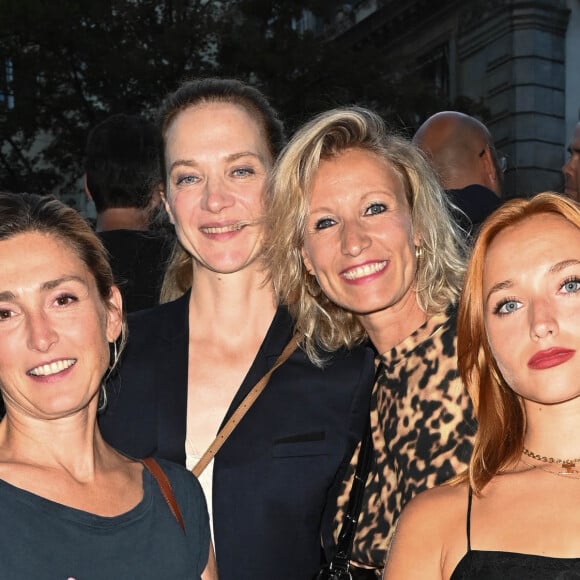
414 111 503 236
85 113 173 312
563 120 580 202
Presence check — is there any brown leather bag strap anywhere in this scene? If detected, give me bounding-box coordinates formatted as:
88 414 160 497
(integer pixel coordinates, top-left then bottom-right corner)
142 457 186 533
192 333 298 478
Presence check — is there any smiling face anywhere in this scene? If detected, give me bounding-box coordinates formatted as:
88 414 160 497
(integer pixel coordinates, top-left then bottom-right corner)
301 147 421 321
0 232 122 420
163 102 272 275
483 213 580 405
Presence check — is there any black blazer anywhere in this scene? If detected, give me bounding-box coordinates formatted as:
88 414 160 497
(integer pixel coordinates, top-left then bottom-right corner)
99 292 374 580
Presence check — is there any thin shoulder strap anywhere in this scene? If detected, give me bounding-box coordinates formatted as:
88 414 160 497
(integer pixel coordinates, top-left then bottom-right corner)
466 486 473 552
142 457 186 533
192 333 298 478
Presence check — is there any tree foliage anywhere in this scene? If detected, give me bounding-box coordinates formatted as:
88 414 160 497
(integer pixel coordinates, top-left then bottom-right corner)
204 1 488 133
0 0 215 193
0 0 484 197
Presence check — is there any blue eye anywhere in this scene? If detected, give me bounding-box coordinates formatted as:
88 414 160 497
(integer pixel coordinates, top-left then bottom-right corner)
494 299 522 316
232 167 255 177
175 175 199 186
314 217 336 230
364 203 386 216
561 277 580 294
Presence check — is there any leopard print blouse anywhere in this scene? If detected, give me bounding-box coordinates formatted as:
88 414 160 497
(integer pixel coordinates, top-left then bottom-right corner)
334 308 476 574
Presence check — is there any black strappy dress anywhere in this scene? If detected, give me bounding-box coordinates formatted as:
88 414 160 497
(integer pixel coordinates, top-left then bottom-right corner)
451 487 580 579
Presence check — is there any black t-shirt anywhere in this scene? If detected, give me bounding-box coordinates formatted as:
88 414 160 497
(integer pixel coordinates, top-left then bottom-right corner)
446 184 503 238
99 229 173 313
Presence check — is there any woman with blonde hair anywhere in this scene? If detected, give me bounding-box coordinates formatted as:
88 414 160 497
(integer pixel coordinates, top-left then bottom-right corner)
99 79 375 580
267 106 477 575
385 192 580 578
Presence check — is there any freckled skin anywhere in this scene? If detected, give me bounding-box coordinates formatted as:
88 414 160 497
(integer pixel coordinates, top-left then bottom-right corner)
484 214 580 407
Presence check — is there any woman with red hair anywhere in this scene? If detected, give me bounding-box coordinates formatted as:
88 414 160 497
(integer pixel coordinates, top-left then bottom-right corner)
385 192 580 578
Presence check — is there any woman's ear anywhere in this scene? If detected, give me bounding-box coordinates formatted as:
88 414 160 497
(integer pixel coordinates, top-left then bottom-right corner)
413 230 422 250
161 188 176 225
480 146 500 192
148 183 164 211
301 247 315 275
106 286 124 343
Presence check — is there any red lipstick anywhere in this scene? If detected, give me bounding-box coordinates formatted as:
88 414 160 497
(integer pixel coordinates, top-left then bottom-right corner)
527 347 575 370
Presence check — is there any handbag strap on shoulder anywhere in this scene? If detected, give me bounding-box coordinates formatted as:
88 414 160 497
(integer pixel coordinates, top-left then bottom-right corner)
142 457 186 533
192 333 298 477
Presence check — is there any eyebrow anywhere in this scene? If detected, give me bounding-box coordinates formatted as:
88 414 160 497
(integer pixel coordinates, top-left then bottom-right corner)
169 151 267 174
485 259 580 303
485 280 513 303
0 275 88 302
568 146 580 155
308 191 399 216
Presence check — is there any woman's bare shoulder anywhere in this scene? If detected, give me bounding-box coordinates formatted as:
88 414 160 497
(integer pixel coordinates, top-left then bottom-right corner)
384 483 469 579
390 482 469 553
401 481 469 523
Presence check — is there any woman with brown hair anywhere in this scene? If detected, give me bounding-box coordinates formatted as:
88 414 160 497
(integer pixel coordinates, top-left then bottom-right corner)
0 192 215 579
385 192 580 578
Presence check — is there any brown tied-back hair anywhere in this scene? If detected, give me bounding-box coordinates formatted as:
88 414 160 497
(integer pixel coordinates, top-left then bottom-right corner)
457 192 580 494
157 77 286 302
0 191 126 411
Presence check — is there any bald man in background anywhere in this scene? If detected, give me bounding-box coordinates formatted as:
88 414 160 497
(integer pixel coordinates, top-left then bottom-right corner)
413 111 503 236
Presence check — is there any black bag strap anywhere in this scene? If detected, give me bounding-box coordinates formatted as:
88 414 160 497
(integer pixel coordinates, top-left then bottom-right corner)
328 362 381 574
330 420 373 573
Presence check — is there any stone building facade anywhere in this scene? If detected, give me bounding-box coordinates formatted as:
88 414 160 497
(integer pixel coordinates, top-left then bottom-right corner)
335 0 579 198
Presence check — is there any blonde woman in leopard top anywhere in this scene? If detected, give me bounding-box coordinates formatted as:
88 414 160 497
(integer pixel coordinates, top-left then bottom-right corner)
266 106 477 576
385 193 580 579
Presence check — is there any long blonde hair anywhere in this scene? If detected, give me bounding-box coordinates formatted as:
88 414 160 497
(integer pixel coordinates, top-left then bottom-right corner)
266 106 466 365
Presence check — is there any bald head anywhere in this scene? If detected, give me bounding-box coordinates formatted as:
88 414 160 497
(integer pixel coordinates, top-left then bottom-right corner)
413 111 501 195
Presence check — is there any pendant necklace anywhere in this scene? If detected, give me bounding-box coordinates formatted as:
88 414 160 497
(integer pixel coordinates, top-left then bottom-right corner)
522 447 580 478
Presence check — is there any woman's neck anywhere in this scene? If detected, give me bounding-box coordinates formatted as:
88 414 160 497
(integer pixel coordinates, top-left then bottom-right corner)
359 293 428 354
188 264 278 343
524 396 580 460
0 404 110 481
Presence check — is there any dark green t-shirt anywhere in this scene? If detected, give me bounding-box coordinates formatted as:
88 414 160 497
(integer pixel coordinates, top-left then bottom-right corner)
0 458 210 579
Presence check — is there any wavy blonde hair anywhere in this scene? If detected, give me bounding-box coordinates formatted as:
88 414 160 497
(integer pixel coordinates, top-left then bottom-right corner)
266 106 466 364
457 192 580 494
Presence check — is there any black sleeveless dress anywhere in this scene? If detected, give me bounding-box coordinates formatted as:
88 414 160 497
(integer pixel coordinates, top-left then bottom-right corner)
451 487 580 579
